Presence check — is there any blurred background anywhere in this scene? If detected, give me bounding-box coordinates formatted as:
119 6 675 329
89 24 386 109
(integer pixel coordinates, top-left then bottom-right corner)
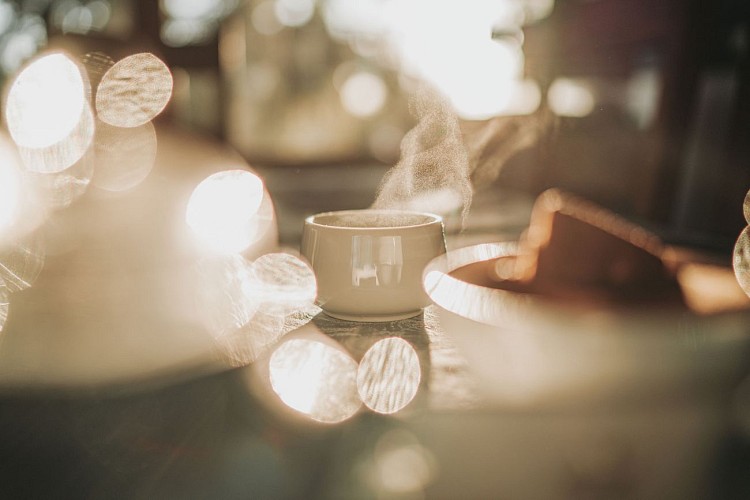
0 0 747 250
0 2 749 499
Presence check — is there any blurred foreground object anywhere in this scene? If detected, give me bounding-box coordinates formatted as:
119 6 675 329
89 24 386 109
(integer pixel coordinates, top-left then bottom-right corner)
0 126 278 391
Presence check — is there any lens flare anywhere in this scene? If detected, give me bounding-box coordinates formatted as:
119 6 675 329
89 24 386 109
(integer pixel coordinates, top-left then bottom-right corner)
217 310 286 366
196 252 318 366
249 253 317 315
186 169 267 254
26 151 94 210
0 147 22 234
357 337 421 414
0 276 8 332
81 51 115 102
269 338 360 423
96 53 173 128
734 226 750 298
91 120 157 192
0 232 45 292
5 52 87 151
194 254 259 338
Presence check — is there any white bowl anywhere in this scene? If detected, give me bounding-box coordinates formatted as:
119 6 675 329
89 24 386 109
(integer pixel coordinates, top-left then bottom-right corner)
302 209 445 322
423 242 750 407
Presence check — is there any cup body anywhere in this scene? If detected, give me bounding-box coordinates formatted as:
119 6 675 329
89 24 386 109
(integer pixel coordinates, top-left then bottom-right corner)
301 209 446 321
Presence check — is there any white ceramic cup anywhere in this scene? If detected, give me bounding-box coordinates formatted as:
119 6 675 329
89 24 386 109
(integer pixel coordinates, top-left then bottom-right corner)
301 209 446 321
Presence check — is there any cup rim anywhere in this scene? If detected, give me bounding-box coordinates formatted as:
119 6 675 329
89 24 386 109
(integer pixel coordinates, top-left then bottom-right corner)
304 209 443 231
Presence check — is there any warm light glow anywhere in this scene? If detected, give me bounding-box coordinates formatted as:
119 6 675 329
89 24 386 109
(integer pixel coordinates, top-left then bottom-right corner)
743 189 749 224
91 120 157 192
626 67 660 129
734 227 750 298
367 123 403 162
26 153 94 210
357 337 421 414
16 103 95 174
353 0 527 119
161 0 223 19
196 253 318 366
340 71 388 118
217 310 286 366
269 338 361 423
505 79 542 115
161 19 214 47
0 2 15 35
322 0 529 118
372 430 436 494
0 146 22 234
96 53 173 128
0 276 8 332
5 53 87 149
427 40 524 120
194 254 259 338
274 0 315 28
0 15 46 74
523 0 555 23
0 232 45 292
251 1 283 35
186 169 266 253
52 0 111 34
548 78 596 117
247 253 317 315
400 187 464 218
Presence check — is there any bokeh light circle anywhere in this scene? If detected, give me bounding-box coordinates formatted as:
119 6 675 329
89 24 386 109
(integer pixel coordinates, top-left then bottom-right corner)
269 338 361 423
5 52 86 149
249 253 317 314
734 226 750 298
0 275 8 332
96 53 173 128
186 169 266 253
357 337 421 414
16 102 95 173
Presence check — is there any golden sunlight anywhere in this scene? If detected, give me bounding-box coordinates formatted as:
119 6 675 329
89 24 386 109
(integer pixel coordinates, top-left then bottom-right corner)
5 52 87 150
16 102 95 174
269 338 361 423
185 169 266 253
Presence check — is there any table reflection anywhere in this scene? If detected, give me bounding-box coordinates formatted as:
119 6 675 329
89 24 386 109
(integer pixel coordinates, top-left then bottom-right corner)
248 312 435 424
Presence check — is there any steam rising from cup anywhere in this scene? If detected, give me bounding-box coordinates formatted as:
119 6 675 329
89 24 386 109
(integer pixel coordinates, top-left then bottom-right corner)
372 86 543 225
